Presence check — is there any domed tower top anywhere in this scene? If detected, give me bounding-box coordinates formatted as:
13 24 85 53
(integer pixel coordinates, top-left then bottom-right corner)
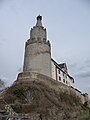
36 15 42 27
37 15 42 20
26 15 51 46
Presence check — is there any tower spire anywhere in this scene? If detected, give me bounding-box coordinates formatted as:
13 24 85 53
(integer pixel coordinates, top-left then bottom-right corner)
36 15 42 26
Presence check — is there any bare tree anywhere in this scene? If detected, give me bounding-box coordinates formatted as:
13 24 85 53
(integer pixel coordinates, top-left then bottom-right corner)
0 78 5 90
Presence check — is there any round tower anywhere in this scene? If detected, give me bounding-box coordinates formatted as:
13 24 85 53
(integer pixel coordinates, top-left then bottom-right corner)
23 15 51 77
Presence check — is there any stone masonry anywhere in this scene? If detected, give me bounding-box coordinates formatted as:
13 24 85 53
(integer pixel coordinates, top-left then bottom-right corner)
23 15 51 77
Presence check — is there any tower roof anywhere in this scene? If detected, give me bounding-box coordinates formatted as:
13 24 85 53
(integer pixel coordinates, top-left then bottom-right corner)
58 63 67 69
37 15 42 21
36 15 42 27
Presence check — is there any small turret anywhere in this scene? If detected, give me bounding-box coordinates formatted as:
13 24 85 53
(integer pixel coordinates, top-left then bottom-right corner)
36 15 42 26
37 15 42 20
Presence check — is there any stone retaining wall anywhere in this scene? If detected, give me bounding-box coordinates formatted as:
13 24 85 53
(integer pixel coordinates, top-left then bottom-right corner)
16 72 90 106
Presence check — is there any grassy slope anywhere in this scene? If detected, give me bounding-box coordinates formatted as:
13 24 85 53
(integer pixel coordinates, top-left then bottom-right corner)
0 80 90 120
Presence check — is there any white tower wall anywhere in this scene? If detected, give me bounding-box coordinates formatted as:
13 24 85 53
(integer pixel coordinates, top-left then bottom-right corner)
23 15 51 77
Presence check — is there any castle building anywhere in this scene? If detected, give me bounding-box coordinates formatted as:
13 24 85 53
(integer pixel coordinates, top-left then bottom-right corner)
51 59 74 86
23 15 74 86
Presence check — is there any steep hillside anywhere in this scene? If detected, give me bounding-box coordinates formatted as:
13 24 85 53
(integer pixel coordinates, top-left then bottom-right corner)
0 79 90 120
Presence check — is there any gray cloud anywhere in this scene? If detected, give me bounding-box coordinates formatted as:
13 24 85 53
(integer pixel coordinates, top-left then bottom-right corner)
0 0 4 3
0 0 6 5
68 58 90 80
0 38 7 44
75 71 90 79
0 0 10 3
18 67 23 73
0 75 10 87
87 84 90 88
78 59 90 70
68 63 78 69
0 0 11 7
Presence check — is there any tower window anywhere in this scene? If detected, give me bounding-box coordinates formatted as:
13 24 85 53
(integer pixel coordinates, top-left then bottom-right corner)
59 76 61 81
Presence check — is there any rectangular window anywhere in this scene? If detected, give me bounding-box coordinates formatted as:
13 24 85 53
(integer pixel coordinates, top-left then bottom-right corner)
63 79 65 83
58 69 60 74
63 72 64 76
66 75 67 78
59 76 61 81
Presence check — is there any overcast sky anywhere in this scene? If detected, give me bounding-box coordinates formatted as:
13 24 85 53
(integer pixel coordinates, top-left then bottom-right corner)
0 0 90 97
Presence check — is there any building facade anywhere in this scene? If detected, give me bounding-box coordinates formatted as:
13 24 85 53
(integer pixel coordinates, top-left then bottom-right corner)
23 15 74 86
51 59 74 86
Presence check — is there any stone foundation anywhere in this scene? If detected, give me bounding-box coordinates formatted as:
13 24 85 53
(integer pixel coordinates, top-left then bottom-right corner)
15 72 90 107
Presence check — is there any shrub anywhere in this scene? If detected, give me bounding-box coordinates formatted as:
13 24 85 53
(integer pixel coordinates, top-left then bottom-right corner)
4 94 17 104
8 85 26 100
